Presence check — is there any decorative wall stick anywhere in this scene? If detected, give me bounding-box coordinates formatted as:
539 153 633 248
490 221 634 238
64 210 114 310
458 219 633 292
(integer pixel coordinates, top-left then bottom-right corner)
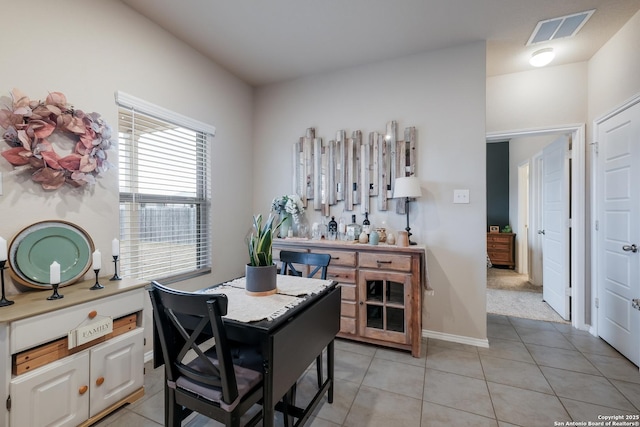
378 133 389 211
336 130 346 201
406 127 416 175
370 132 380 196
313 137 322 210
352 130 362 206
327 140 336 206
293 138 302 200
360 141 371 214
387 121 398 196
345 137 355 211
303 128 314 204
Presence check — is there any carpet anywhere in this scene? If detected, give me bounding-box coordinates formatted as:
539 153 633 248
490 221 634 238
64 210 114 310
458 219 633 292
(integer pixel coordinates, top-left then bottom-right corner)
486 267 568 323
487 288 568 323
487 267 542 293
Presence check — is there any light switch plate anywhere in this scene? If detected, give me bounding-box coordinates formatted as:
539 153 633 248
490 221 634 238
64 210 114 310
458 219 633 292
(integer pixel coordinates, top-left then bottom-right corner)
453 189 469 204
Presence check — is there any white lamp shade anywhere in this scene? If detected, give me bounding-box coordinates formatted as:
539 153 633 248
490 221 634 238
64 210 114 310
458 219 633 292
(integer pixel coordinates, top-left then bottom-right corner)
393 176 422 198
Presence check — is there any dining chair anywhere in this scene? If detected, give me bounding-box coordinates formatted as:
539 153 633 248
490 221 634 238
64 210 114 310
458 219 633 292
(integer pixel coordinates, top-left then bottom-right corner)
278 250 331 389
148 281 264 427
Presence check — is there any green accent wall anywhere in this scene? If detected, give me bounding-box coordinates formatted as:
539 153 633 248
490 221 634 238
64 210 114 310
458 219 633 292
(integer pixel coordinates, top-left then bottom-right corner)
486 142 509 230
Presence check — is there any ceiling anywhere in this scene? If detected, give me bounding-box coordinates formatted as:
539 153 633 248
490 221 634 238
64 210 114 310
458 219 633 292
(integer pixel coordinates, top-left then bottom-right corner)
120 0 640 87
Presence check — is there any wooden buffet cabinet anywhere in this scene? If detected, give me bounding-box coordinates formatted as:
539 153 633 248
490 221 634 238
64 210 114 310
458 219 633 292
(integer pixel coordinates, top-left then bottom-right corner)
273 239 427 357
487 232 516 269
0 278 147 427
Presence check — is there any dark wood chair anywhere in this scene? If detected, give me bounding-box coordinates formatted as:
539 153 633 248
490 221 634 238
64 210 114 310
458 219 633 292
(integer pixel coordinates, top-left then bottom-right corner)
278 250 331 389
148 281 263 427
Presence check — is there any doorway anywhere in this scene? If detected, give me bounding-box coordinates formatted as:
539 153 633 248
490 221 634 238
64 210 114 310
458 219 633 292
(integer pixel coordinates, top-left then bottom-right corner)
486 125 586 329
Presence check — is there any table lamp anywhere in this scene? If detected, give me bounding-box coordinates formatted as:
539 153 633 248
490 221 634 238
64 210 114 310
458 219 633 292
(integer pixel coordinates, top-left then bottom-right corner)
393 176 422 245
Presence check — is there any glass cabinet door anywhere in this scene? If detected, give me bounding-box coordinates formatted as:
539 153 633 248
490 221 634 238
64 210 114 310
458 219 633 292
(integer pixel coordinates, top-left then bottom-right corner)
358 270 411 344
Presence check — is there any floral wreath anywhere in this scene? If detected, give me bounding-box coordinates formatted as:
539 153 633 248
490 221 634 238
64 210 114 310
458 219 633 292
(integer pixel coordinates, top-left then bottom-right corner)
0 88 113 190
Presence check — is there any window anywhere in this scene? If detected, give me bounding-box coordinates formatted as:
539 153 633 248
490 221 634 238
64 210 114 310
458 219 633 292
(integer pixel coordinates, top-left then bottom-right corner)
115 92 213 282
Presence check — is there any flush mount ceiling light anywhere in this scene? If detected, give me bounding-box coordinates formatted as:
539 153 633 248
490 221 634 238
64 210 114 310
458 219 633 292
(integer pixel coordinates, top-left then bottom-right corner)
530 48 555 67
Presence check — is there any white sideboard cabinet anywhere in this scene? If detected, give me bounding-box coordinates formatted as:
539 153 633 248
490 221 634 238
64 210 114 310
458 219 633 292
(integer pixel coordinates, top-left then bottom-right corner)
0 278 147 427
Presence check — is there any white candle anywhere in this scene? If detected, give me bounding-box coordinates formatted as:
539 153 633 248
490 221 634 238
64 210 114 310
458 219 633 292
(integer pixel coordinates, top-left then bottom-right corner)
92 250 101 270
112 238 120 257
0 237 7 262
50 261 60 284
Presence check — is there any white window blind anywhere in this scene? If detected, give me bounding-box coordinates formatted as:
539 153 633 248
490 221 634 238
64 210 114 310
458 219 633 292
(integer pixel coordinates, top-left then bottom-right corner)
116 92 212 282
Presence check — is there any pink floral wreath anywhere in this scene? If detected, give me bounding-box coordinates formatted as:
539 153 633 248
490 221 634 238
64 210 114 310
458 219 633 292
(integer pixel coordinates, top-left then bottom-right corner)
0 89 113 190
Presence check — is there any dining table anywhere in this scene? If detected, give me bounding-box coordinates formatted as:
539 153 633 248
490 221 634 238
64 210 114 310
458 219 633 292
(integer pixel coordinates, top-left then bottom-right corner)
153 274 341 427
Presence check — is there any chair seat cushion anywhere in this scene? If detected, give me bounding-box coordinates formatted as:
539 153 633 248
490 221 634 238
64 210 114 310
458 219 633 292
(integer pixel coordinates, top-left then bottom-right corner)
175 351 262 410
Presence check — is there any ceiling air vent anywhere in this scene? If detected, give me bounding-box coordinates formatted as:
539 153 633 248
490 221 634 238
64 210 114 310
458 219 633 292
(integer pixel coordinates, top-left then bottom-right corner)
527 9 595 45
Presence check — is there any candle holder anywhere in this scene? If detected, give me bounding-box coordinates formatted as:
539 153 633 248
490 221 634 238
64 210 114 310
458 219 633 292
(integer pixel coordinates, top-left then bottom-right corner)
47 282 63 300
110 255 122 281
90 269 104 290
0 260 15 307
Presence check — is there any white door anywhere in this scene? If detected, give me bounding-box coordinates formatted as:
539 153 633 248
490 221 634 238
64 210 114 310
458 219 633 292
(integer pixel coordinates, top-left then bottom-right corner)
542 135 571 320
529 153 544 286
596 101 640 366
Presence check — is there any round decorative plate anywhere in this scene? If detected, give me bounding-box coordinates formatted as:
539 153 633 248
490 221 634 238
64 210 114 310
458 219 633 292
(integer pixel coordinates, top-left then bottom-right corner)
8 221 94 289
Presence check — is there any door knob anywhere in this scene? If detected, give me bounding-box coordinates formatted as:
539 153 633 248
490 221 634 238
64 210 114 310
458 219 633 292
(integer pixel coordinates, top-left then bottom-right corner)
537 230 545 235
633 299 640 311
622 244 638 253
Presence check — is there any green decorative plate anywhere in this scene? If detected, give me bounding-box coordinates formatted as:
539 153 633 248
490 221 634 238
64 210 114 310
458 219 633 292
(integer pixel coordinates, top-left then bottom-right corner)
9 221 94 289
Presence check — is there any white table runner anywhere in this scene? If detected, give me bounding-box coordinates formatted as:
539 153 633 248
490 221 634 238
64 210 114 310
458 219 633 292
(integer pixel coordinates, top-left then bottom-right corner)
200 276 333 323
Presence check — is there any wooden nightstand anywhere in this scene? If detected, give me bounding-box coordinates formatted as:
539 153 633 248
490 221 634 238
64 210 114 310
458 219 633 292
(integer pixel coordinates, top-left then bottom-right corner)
487 232 516 269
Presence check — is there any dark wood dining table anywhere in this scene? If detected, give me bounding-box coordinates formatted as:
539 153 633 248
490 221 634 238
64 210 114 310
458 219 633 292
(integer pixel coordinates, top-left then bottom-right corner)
153 277 341 427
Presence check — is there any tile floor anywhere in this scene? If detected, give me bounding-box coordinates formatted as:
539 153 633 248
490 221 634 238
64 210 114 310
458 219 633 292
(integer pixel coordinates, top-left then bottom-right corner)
94 314 640 427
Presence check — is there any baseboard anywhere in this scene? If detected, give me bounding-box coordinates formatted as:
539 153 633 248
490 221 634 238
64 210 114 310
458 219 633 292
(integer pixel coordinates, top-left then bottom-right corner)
422 329 490 348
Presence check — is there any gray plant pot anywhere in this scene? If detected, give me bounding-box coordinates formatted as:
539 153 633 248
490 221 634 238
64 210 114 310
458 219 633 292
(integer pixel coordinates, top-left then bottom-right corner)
245 263 277 296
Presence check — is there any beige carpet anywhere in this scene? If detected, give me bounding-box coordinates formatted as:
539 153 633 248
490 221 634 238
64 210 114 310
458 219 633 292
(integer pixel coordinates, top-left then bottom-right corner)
486 268 568 324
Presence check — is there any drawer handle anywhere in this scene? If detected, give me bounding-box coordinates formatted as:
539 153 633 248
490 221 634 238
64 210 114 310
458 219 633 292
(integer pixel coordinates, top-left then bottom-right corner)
79 385 88 395
96 376 105 386
333 257 340 260
88 310 98 319
377 260 392 264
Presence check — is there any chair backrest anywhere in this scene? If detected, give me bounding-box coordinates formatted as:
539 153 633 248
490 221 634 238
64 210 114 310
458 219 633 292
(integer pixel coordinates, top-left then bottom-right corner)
148 281 239 405
279 251 331 279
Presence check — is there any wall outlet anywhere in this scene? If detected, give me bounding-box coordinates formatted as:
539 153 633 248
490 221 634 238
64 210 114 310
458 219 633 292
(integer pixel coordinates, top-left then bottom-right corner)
453 189 469 204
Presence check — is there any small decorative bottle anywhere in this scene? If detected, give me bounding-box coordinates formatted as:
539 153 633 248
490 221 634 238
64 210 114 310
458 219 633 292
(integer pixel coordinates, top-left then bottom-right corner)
338 217 347 240
328 216 338 240
362 212 371 236
346 214 362 241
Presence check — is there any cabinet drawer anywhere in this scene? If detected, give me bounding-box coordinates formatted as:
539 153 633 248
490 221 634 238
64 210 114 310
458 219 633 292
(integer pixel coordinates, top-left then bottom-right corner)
487 242 510 251
487 235 512 243
11 289 144 354
340 317 356 335
341 301 357 318
339 284 356 301
359 252 412 272
327 266 356 283
314 250 356 267
488 251 512 262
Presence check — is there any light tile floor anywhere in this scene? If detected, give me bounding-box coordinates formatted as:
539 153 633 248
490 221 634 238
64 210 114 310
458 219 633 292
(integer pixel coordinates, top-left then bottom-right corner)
94 314 640 427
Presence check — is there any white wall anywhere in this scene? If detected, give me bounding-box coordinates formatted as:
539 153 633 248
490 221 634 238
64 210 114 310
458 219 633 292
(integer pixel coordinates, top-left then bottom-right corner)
254 43 489 341
588 10 640 124
0 0 254 351
487 62 588 134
